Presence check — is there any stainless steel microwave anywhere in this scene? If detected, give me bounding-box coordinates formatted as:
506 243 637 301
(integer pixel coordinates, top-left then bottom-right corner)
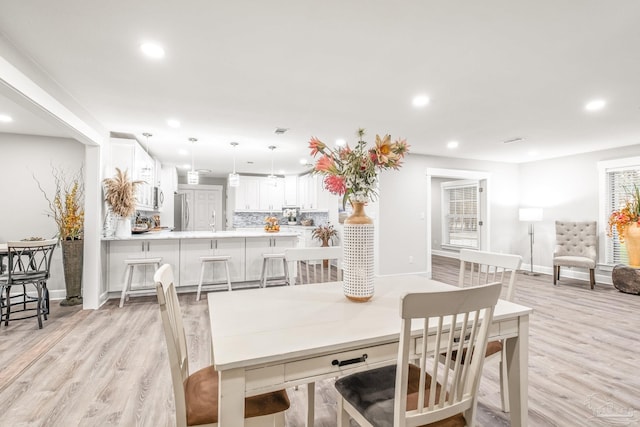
153 187 164 210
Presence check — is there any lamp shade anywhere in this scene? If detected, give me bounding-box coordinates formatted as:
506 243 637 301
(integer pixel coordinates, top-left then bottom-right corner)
519 207 543 222
228 172 240 187
187 170 199 185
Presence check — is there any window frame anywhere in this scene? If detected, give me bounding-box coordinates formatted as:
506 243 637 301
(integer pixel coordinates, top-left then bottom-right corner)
440 179 480 250
598 156 640 266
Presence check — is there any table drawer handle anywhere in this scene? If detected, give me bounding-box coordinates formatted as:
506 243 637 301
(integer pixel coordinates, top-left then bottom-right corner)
332 354 368 367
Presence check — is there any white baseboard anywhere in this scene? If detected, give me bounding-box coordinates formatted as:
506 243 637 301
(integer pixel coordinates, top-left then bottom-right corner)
432 250 459 259
521 263 612 286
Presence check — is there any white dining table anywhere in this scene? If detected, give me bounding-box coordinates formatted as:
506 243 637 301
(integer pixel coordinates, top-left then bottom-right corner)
208 275 533 427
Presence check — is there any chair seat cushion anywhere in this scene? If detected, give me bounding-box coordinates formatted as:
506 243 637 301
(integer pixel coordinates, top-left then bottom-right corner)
184 365 290 426
334 364 465 427
553 255 596 269
451 339 503 363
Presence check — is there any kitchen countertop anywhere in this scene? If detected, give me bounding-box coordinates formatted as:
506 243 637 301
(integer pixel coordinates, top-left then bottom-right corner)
102 230 301 241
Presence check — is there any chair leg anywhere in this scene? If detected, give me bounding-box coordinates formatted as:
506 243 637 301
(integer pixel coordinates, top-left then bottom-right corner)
282 258 289 286
590 268 595 289
42 282 49 320
336 395 349 427
197 261 206 301
260 258 268 288
499 348 510 412
4 285 11 326
120 265 132 308
224 261 232 292
553 266 558 285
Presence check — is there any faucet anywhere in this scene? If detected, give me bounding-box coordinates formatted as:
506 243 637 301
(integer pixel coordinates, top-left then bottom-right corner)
210 210 216 232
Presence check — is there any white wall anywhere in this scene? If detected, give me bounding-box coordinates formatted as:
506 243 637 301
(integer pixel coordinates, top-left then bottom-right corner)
0 133 85 298
378 153 520 276
518 143 640 280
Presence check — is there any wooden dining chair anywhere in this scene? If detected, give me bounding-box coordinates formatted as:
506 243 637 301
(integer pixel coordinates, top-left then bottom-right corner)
457 248 522 412
0 239 58 329
283 246 342 286
154 264 290 427
335 282 502 427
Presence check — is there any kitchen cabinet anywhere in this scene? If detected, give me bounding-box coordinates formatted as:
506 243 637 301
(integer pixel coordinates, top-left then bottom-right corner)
259 177 284 211
107 239 180 291
233 176 284 211
298 173 319 210
109 137 155 211
244 235 297 282
284 175 298 206
180 238 246 286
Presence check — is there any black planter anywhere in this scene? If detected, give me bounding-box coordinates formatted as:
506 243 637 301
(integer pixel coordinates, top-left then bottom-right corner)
60 239 83 306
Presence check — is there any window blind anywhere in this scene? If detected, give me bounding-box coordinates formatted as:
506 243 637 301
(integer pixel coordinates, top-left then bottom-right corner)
442 182 479 249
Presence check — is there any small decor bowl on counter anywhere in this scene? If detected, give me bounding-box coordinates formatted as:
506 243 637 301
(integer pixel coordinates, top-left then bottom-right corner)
301 218 314 226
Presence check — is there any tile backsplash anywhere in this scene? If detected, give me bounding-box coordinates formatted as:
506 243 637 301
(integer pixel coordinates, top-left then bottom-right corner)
232 211 329 228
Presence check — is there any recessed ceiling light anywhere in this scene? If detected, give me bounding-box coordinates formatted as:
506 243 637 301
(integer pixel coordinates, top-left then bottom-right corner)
0 114 13 123
140 42 165 59
412 94 430 108
300 158 309 165
585 99 606 111
178 149 189 156
335 138 346 147
447 140 459 149
167 119 181 128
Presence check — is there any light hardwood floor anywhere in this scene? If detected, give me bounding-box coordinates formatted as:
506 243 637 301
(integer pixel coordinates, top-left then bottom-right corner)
0 257 638 426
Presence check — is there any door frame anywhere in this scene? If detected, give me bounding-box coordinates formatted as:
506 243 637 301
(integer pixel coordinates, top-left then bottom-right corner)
426 168 491 278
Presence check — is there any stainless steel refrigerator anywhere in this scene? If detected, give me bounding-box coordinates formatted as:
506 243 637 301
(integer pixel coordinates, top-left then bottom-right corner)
173 193 190 231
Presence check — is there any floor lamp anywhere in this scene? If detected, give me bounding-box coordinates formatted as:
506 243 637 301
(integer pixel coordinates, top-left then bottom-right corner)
519 207 543 276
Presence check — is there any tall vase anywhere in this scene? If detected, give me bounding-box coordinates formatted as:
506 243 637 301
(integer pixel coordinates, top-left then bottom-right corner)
321 238 330 268
342 201 374 302
60 239 83 306
624 223 640 267
115 216 131 238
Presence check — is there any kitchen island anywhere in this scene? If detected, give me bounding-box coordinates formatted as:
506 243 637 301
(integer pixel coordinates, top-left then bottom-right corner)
102 230 300 297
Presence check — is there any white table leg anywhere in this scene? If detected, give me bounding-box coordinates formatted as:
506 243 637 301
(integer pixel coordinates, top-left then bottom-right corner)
306 382 315 427
505 314 529 427
218 368 246 427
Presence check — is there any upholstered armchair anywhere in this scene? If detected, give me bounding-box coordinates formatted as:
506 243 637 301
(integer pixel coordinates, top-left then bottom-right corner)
553 221 597 289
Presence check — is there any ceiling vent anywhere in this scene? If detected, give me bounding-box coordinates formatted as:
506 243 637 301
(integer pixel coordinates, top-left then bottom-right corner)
274 127 289 135
503 137 525 144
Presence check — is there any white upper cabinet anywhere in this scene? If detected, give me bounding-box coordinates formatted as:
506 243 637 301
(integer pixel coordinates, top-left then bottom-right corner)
284 175 298 206
299 173 319 210
233 176 284 211
109 137 155 211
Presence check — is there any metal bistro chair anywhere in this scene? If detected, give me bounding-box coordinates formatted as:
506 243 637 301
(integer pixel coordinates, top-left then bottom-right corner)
0 239 57 329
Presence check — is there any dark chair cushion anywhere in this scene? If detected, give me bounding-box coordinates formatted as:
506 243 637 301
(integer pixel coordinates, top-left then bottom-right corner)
184 365 290 426
335 364 465 427
450 340 503 363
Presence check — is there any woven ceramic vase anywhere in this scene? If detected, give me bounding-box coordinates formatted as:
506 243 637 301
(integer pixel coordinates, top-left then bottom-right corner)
342 201 374 302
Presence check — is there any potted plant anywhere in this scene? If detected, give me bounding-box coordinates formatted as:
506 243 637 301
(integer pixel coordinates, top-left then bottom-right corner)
34 165 84 306
283 208 297 225
103 168 142 238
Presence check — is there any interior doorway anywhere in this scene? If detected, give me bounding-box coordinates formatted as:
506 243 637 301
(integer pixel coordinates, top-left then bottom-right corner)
426 168 491 278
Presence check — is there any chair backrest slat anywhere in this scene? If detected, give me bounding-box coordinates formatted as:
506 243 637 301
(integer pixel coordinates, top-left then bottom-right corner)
6 239 58 284
284 246 342 285
394 282 502 427
459 249 522 301
154 264 189 425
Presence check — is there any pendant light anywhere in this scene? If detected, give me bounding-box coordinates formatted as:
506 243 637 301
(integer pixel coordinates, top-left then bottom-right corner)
267 145 277 186
187 137 199 185
228 142 240 187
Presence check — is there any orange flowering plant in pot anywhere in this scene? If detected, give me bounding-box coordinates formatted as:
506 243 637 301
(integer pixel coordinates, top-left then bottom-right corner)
608 185 640 266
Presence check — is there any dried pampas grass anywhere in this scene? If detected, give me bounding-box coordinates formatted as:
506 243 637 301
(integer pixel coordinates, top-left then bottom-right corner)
103 168 142 218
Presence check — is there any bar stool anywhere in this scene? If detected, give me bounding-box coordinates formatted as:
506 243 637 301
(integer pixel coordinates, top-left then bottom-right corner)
119 257 162 308
260 253 289 288
196 255 232 301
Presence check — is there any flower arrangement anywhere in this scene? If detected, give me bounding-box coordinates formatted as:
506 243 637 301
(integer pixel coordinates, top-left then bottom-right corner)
608 185 640 242
312 222 338 245
309 128 409 207
34 165 84 240
283 208 297 222
264 216 280 232
103 168 142 218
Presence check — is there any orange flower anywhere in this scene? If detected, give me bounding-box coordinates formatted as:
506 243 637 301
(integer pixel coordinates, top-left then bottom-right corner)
308 137 326 156
314 155 338 174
